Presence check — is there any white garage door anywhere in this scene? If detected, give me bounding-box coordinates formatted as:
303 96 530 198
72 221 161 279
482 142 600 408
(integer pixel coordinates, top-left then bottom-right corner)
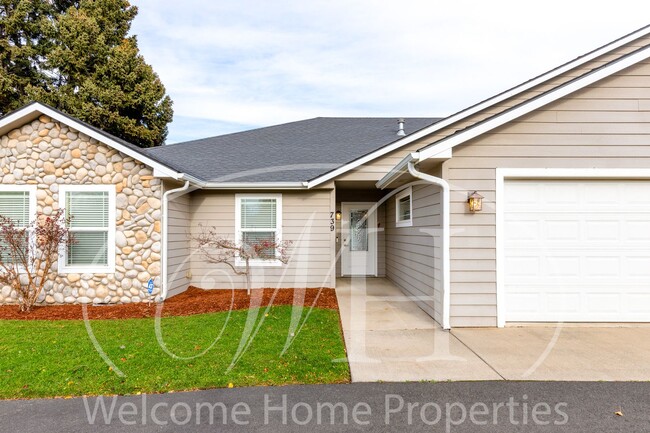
504 179 650 322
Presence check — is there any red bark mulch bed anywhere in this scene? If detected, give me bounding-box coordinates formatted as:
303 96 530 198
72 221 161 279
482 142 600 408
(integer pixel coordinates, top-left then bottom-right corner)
0 287 338 321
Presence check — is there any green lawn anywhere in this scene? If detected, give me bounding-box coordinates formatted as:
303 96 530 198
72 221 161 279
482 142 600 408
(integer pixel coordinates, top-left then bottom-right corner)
0 306 350 399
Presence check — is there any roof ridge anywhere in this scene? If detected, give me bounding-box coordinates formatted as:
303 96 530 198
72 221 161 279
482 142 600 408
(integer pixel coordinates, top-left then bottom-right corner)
156 116 443 149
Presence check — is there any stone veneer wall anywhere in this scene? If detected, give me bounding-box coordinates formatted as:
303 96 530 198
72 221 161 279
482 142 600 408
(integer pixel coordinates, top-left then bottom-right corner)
0 115 162 305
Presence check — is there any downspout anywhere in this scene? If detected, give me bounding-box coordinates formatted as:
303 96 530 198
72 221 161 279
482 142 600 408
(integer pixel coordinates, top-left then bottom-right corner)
160 178 191 301
407 158 451 330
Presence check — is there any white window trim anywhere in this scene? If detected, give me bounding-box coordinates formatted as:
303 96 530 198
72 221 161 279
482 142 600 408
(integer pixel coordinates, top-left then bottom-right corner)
235 193 283 267
395 186 413 227
58 185 116 274
0 185 37 272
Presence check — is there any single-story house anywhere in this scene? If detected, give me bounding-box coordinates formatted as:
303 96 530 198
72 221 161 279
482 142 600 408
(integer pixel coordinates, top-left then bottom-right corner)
1 25 650 328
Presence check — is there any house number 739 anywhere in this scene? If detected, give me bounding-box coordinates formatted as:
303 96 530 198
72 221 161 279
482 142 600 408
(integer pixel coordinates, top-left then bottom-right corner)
329 212 335 232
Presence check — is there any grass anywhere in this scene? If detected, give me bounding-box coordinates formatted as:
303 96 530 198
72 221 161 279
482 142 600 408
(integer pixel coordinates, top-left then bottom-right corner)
0 306 350 399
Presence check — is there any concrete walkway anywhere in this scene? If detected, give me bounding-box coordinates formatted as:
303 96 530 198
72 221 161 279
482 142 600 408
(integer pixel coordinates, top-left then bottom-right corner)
335 278 501 382
336 278 650 382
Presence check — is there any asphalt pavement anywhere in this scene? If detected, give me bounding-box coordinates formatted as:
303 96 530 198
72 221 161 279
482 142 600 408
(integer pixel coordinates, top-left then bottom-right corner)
1 382 649 432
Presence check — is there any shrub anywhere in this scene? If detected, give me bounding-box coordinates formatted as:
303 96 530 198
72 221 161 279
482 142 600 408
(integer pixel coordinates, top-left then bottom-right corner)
0 209 74 312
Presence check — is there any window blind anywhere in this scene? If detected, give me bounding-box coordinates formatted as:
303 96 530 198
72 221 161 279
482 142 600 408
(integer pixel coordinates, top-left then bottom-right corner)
241 198 276 229
66 191 109 266
67 232 108 265
66 192 109 228
0 191 30 226
242 232 276 259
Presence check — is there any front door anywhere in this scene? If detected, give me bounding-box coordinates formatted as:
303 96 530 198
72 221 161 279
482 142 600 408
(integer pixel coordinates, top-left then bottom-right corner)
341 202 377 276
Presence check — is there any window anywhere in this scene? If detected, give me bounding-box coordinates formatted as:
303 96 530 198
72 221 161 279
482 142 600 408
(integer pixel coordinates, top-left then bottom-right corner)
235 194 282 266
59 185 115 273
395 187 413 227
0 186 36 264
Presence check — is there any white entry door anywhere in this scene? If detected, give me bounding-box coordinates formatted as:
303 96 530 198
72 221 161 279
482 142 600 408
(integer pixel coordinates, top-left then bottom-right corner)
504 179 650 322
341 202 377 276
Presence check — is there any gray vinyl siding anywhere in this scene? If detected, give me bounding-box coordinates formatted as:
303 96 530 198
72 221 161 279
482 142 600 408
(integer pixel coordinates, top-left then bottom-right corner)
165 188 192 297
385 184 443 324
442 58 650 327
189 189 334 289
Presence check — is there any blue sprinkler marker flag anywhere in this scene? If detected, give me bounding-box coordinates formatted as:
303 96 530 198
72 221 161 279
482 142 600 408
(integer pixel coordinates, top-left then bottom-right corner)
147 278 154 295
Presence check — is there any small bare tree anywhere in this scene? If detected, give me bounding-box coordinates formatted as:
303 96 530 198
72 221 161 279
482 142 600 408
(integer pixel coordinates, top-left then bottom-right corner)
192 224 292 294
0 209 75 312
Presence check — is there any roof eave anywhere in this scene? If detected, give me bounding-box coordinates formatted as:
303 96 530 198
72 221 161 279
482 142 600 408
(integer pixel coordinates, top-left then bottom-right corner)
417 43 650 161
0 102 183 180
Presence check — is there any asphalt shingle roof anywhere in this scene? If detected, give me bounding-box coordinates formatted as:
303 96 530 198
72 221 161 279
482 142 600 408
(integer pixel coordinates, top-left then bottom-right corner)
146 117 441 183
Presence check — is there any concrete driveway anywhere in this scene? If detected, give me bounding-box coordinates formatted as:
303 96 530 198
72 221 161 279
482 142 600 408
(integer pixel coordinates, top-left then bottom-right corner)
452 325 650 381
336 278 650 382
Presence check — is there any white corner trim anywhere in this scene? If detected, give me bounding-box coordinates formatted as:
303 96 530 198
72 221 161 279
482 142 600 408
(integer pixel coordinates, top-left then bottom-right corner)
0 103 182 180
495 170 506 328
234 193 283 267
309 26 650 188
419 44 650 162
57 184 116 274
395 186 413 227
495 167 650 327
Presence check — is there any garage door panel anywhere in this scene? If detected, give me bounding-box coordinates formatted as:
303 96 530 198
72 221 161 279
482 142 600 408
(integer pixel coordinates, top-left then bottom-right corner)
627 221 650 239
507 293 540 313
626 257 650 276
628 294 650 313
545 220 580 241
504 179 650 322
546 293 581 313
584 256 620 276
505 256 540 276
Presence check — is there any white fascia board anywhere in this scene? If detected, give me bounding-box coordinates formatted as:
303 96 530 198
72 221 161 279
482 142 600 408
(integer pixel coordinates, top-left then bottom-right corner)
164 171 308 190
0 103 182 180
418 44 650 161
199 182 307 190
307 25 650 188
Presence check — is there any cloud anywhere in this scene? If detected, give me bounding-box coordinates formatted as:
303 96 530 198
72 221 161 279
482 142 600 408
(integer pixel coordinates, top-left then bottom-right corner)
130 0 650 143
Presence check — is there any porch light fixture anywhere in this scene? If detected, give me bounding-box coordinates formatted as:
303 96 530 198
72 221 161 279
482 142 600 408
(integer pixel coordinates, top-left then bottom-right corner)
467 191 483 212
335 210 342 220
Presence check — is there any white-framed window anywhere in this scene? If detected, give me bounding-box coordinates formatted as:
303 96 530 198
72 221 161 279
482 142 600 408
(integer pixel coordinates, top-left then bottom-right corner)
235 193 282 267
0 185 36 265
58 185 115 273
395 186 413 227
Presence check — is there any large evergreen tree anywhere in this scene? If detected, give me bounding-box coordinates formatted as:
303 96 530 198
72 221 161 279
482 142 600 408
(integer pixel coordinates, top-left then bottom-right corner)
0 0 172 147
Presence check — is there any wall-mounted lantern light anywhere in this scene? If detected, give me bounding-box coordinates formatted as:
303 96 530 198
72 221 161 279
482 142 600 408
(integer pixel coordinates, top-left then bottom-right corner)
467 191 484 212
335 210 342 220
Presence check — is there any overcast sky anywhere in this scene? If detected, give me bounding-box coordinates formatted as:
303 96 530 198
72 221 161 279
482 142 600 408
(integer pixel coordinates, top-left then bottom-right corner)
131 1 650 144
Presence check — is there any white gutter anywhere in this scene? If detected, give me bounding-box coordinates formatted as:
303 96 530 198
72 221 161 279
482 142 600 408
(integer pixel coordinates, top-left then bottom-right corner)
160 178 191 300
406 156 451 330
199 182 307 190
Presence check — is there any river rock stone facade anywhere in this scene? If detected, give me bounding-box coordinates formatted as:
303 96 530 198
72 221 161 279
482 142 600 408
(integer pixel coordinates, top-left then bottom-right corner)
0 115 162 305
